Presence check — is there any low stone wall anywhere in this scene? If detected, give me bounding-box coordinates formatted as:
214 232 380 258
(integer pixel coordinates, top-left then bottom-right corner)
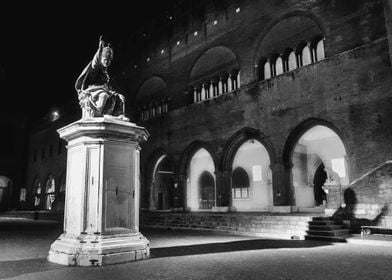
140 211 313 239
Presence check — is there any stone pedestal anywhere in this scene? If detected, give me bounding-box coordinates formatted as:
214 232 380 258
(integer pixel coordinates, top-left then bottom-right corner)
322 184 343 216
48 117 150 266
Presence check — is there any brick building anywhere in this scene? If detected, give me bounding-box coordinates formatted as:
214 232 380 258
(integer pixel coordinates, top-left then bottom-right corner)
17 0 392 237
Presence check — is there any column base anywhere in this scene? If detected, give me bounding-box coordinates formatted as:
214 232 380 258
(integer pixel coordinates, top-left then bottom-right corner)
48 232 150 266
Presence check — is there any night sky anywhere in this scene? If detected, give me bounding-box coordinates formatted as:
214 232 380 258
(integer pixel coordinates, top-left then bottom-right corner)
1 2 165 120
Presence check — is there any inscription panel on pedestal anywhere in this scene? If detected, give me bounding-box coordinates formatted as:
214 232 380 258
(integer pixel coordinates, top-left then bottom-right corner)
104 143 135 231
86 147 100 233
66 146 85 235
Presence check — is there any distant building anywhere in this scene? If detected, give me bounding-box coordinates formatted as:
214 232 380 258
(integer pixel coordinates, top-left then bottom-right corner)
0 112 27 211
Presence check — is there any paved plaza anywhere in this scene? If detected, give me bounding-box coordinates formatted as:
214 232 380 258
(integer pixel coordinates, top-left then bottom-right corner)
1 217 392 280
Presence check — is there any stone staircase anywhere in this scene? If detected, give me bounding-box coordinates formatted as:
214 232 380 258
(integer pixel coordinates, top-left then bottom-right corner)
306 217 350 242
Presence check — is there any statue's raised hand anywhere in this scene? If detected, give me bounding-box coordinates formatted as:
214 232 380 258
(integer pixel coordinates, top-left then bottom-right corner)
99 35 105 49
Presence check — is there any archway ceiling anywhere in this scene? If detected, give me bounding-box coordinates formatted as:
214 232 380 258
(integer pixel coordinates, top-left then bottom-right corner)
259 16 322 56
300 125 338 142
136 76 168 104
190 46 238 82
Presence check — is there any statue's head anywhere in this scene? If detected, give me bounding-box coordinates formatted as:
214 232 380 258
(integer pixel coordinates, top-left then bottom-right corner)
101 46 113 68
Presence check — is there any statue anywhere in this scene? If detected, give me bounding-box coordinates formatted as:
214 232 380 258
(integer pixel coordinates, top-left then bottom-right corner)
75 36 126 120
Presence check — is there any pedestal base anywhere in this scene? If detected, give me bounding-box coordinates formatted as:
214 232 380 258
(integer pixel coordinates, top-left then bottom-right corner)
48 232 149 266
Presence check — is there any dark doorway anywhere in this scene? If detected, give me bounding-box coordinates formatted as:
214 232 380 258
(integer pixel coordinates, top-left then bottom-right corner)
199 171 215 209
157 192 164 210
313 163 327 206
153 156 175 210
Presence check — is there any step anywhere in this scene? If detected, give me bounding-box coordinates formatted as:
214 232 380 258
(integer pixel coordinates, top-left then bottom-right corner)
312 217 333 221
305 235 348 242
307 229 350 237
309 221 337 226
309 224 345 231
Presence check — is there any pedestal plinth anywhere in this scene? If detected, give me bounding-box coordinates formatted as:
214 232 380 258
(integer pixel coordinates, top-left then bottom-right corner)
48 117 150 266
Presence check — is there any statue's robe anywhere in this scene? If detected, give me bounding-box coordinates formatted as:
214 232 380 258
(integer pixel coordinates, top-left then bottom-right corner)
75 49 124 116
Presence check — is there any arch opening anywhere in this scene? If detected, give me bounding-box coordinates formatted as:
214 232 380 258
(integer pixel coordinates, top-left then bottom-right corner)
136 76 169 121
151 155 175 210
0 176 11 211
231 139 272 211
45 176 56 210
33 178 42 209
291 125 348 208
189 46 240 103
187 148 216 210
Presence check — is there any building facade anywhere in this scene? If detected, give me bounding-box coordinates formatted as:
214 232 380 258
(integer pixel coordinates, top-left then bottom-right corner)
123 0 392 225
17 0 392 232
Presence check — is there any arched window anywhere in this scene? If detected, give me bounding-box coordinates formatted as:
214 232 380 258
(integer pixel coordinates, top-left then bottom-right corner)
136 76 169 120
45 176 56 210
275 56 284 76
189 46 239 102
316 39 325 61
301 45 312 66
288 51 297 71
33 179 42 208
232 167 250 199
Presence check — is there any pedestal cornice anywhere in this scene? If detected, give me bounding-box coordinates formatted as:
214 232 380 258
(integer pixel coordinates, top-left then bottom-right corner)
57 117 149 143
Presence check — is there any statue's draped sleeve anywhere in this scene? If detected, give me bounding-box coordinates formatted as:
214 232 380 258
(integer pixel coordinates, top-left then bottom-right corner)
75 47 101 92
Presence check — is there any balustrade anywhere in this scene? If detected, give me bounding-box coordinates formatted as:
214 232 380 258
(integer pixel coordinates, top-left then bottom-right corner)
191 69 241 103
140 98 169 121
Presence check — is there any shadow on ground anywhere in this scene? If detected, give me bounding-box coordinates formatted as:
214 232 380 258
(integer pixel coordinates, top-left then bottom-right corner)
0 258 63 279
0 217 333 278
150 238 332 259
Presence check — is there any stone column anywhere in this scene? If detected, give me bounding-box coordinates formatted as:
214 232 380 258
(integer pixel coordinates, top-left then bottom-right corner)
218 77 223 95
209 82 214 98
270 163 288 206
201 83 206 100
383 0 392 67
193 87 197 103
221 170 232 208
48 117 150 266
178 174 188 210
322 183 343 216
227 74 233 92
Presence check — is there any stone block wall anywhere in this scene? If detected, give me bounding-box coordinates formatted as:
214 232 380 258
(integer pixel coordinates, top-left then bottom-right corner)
140 211 313 239
326 161 392 230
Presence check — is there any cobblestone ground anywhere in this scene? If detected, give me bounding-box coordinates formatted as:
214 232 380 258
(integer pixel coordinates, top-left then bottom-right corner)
1 217 392 280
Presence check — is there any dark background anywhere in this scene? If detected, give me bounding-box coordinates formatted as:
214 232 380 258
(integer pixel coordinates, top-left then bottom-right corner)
0 2 171 119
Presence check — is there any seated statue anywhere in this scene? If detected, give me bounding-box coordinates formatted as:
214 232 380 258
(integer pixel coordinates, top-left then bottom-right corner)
75 36 126 119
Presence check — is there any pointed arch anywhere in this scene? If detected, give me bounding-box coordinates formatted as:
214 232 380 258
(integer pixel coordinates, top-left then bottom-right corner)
282 118 350 208
143 148 173 209
178 140 219 177
135 75 168 104
253 10 326 72
222 127 277 173
282 118 349 166
188 45 239 84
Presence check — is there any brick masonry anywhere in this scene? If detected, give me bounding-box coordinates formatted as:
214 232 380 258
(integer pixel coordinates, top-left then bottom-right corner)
123 0 392 215
20 0 392 233
326 161 392 230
